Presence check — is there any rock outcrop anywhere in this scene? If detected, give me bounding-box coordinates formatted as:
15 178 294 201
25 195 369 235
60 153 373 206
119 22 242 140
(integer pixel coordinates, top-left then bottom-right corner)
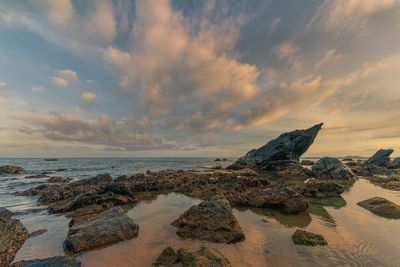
0 208 28 266
292 230 327 246
0 165 25 174
153 246 231 267
302 178 345 197
365 149 393 167
11 256 81 267
301 160 314 166
64 207 139 253
312 157 355 180
388 157 400 169
357 197 400 219
232 123 323 170
172 195 245 243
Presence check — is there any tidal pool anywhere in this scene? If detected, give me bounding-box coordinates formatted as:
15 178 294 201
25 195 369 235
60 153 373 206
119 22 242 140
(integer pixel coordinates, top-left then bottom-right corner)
14 179 400 267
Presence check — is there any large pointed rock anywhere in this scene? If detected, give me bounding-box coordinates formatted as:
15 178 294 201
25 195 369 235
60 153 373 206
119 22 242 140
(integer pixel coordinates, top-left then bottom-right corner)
232 123 323 170
172 195 245 243
365 149 393 167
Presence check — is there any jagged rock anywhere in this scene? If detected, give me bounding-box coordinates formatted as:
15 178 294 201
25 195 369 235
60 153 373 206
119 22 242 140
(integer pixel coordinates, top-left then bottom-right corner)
388 157 400 169
312 157 355 180
292 230 327 246
301 160 314 166
0 165 25 174
152 247 179 266
365 149 393 167
230 187 309 213
178 246 231 267
357 197 400 219
172 195 245 243
0 208 28 266
64 207 139 253
11 256 81 267
302 178 345 197
231 123 323 170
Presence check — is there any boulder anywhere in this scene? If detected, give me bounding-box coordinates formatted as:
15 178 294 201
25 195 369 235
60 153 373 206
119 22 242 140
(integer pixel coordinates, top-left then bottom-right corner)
0 165 25 174
365 149 393 167
231 123 323 170
64 206 139 253
303 178 345 197
0 208 28 266
312 157 355 180
152 247 179 266
388 157 400 169
231 187 309 213
178 246 231 267
301 160 314 166
292 230 327 246
357 197 400 219
171 195 245 243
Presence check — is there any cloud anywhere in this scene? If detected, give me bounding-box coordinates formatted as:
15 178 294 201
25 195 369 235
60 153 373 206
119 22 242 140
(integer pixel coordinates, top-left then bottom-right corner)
31 85 46 93
51 69 79 87
85 0 116 42
45 0 74 26
274 41 298 59
0 81 6 104
80 92 96 103
315 49 343 68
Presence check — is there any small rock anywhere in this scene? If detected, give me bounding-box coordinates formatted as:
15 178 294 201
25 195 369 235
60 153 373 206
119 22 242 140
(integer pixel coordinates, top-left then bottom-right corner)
301 160 314 166
48 176 72 183
25 173 49 179
365 149 393 167
357 197 400 219
11 256 81 267
178 246 231 267
152 247 179 266
388 157 400 169
312 157 355 180
0 165 25 174
292 230 327 246
303 178 345 197
28 228 48 238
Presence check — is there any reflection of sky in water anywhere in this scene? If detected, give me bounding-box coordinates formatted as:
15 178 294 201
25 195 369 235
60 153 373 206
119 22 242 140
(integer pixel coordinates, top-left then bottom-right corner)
9 176 400 266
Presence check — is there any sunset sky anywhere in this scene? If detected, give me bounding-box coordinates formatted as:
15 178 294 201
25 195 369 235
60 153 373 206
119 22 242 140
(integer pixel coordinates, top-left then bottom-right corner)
0 0 400 157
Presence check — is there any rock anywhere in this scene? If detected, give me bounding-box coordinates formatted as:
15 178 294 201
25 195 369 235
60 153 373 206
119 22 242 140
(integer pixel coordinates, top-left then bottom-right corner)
388 157 400 169
11 256 81 267
342 157 353 162
357 197 400 219
152 247 179 266
231 187 309 213
214 158 221 162
301 160 314 166
303 178 345 197
172 195 245 243
365 149 393 167
48 176 72 183
312 157 355 180
25 173 49 179
0 165 25 174
0 208 28 266
64 206 139 253
292 230 327 246
231 123 323 170
178 246 231 267
85 173 112 184
56 168 67 172
28 228 48 238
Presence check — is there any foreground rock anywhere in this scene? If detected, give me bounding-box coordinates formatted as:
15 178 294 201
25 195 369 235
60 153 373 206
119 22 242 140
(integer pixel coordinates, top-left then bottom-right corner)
0 165 25 174
357 197 400 219
302 178 345 197
64 207 139 253
153 246 231 267
365 149 393 167
172 195 245 243
11 256 80 267
231 123 323 171
292 230 327 246
0 208 28 266
312 157 355 180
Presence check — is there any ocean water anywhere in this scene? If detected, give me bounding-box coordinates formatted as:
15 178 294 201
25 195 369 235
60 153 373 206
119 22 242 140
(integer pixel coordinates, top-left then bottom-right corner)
1 158 400 266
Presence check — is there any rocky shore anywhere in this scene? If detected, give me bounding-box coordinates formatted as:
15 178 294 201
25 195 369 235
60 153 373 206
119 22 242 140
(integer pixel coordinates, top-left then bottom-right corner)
2 123 400 265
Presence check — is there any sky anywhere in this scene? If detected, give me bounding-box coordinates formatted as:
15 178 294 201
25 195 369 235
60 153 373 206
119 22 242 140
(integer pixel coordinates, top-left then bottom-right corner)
0 0 400 158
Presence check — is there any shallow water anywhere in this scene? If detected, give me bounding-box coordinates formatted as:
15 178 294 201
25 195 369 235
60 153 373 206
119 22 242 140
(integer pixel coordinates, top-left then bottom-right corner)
2 158 400 266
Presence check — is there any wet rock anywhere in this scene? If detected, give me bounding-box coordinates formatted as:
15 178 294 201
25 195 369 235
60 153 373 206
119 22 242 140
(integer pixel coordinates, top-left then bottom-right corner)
152 247 179 266
231 123 323 170
0 208 28 266
178 246 231 267
300 160 314 166
25 173 49 179
303 178 345 197
85 173 112 184
48 176 72 183
292 230 327 246
312 157 355 180
64 206 139 253
388 157 400 169
11 256 81 267
28 228 48 238
357 197 400 219
172 195 245 243
56 168 67 172
365 149 393 167
231 187 309 213
0 165 25 174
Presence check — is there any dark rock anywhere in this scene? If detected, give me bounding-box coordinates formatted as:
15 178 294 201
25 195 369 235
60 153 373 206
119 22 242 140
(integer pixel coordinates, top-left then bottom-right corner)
0 208 28 266
303 178 345 197
177 246 231 267
388 157 400 169
231 123 323 170
292 230 327 246
301 160 314 166
342 157 353 162
28 228 48 238
64 206 139 253
85 173 112 184
172 195 245 243
0 165 25 174
48 176 72 183
11 256 81 267
365 149 393 167
56 168 67 172
214 158 221 162
312 157 355 180
230 187 309 213
152 247 179 266
357 197 400 219
25 173 49 179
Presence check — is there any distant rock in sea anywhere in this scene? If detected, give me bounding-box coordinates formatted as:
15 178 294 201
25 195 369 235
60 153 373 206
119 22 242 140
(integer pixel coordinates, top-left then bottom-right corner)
365 149 394 167
0 165 25 174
